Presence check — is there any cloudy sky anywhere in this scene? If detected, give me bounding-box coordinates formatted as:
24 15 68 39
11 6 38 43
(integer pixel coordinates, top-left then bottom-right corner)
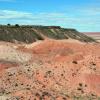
0 0 100 32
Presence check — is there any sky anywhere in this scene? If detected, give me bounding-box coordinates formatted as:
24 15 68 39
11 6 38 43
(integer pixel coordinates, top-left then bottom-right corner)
0 0 100 32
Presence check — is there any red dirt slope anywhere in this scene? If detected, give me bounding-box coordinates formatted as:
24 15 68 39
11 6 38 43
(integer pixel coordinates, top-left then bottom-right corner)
0 39 100 99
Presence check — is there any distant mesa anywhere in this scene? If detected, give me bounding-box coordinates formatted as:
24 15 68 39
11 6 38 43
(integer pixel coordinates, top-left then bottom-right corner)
84 32 100 42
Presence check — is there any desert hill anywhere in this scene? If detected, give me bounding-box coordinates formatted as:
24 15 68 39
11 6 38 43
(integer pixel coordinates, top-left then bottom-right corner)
0 40 100 99
0 25 96 43
0 25 99 99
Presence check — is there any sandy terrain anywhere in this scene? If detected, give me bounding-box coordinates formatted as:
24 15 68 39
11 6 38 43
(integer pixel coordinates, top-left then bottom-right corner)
0 39 100 100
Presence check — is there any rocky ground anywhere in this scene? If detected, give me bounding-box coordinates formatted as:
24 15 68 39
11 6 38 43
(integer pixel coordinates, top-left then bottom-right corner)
0 39 100 100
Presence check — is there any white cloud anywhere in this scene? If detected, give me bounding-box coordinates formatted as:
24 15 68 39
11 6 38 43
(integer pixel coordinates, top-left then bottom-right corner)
0 10 33 19
78 7 100 16
0 9 100 31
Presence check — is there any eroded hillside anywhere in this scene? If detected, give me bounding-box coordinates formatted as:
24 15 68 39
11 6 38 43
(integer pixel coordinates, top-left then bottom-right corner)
0 40 100 100
0 25 96 43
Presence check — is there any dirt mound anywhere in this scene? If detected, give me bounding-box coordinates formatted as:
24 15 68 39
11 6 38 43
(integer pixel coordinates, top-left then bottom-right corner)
0 40 100 99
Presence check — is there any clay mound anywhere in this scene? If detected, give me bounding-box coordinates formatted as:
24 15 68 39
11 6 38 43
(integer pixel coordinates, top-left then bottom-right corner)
0 43 32 63
0 40 100 99
29 39 83 53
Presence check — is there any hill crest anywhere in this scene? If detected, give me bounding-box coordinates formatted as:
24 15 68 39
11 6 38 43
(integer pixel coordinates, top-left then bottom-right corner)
0 25 96 43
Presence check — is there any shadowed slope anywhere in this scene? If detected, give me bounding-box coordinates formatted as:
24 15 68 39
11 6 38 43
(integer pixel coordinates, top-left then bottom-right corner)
0 25 96 43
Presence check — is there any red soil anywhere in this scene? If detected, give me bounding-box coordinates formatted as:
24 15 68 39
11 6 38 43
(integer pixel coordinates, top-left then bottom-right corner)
0 39 100 99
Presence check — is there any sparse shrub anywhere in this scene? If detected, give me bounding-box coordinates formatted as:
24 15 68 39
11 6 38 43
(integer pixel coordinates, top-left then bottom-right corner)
15 24 20 27
79 83 82 87
72 61 78 64
7 23 11 26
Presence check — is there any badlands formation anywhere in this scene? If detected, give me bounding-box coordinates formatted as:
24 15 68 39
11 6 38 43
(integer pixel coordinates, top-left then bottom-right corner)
0 26 100 100
0 40 100 100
